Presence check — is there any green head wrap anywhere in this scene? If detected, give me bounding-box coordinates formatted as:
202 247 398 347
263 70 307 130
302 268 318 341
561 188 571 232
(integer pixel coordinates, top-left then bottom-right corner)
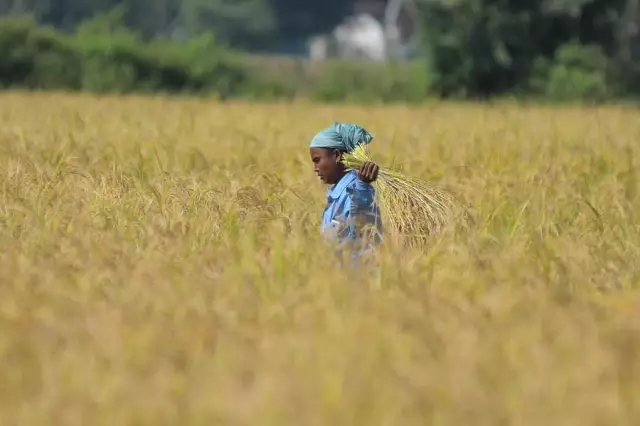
309 122 373 153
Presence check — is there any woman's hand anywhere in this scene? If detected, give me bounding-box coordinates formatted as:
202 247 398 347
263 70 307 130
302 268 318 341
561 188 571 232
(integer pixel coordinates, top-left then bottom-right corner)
357 161 380 183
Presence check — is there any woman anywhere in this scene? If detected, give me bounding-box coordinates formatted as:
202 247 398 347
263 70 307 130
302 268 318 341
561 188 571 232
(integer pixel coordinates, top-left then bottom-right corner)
309 122 383 263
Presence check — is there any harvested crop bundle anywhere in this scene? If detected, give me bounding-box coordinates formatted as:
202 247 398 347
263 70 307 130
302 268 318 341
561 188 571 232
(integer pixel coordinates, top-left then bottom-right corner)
342 144 462 249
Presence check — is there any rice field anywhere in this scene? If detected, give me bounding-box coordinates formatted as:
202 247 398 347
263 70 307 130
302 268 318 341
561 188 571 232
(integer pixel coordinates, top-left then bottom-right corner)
1 91 639 425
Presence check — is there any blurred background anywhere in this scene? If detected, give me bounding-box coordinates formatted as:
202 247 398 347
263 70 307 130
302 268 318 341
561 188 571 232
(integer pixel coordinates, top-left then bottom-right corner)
0 0 638 102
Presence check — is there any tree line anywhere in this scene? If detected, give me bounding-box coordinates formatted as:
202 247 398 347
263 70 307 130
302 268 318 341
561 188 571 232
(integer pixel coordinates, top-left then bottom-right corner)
0 0 638 102
0 0 354 50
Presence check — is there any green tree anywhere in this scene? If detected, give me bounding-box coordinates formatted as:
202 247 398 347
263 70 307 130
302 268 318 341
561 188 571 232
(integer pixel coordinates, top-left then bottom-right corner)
417 0 628 97
180 0 276 49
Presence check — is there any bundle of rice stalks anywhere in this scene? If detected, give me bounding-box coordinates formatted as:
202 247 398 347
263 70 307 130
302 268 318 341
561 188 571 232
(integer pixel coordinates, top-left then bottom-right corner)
342 144 464 249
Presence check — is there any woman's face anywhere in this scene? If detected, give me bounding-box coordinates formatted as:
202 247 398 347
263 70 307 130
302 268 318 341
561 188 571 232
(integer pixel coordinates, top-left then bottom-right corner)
310 147 344 185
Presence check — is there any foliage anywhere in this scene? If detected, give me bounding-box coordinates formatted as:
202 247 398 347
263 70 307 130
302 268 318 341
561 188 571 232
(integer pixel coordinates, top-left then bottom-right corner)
416 0 630 98
0 0 355 49
2 0 640 103
181 0 277 50
2 0 640 101
312 60 432 103
0 13 437 102
0 14 250 95
529 42 610 101
0 16 78 89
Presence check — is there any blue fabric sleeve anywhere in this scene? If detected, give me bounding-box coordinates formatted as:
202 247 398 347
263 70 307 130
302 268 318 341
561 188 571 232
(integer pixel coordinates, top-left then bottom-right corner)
350 179 375 215
345 179 377 240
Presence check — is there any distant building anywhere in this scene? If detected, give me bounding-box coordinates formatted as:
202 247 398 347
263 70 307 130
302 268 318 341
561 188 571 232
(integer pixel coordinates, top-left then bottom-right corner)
308 0 418 62
334 13 387 61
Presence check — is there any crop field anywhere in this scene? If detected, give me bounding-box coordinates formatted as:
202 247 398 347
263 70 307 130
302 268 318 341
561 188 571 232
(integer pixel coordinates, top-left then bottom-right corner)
0 91 639 425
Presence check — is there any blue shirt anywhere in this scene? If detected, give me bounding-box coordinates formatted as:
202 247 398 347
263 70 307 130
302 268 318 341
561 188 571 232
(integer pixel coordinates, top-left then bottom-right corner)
321 170 383 257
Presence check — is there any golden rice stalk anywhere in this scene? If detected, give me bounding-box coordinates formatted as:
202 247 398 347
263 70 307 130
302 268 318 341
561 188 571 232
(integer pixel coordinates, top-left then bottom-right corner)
342 144 461 249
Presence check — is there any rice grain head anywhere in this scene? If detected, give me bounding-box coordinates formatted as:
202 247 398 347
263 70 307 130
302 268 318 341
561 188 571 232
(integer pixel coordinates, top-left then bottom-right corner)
342 144 467 249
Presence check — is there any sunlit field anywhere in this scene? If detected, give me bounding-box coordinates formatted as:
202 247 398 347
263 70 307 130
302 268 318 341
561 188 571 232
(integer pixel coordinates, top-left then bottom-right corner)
1 91 639 425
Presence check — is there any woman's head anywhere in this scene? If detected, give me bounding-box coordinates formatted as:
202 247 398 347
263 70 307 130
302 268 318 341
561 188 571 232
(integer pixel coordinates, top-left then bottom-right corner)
309 122 373 185
310 147 345 184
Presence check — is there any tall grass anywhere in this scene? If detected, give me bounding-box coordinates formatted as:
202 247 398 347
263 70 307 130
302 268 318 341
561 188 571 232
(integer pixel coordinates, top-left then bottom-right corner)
0 91 639 425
